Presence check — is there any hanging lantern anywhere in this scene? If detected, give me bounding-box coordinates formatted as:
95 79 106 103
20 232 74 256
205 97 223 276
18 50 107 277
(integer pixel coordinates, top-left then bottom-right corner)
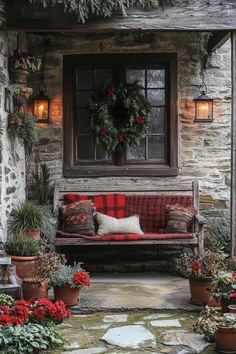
32 82 50 123
194 83 214 123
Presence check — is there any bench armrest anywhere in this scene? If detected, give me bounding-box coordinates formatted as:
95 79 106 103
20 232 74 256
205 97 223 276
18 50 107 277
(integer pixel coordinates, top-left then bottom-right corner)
195 214 207 225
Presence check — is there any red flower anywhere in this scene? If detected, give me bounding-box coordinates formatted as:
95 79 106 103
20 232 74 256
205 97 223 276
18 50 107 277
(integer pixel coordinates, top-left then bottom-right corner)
134 116 145 125
107 84 116 97
117 135 124 143
192 262 201 272
229 293 236 298
100 128 109 136
72 272 90 288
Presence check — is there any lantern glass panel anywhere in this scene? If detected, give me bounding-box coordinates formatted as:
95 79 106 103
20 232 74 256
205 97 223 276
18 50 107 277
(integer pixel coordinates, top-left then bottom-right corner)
196 100 213 121
34 99 49 120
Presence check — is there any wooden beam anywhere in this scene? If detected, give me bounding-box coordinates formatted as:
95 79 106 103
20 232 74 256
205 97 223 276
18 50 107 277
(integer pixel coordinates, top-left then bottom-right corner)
208 31 231 52
231 31 236 260
3 0 236 32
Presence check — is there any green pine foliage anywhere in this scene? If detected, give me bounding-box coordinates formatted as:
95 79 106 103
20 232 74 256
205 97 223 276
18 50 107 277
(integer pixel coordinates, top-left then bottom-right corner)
27 0 179 23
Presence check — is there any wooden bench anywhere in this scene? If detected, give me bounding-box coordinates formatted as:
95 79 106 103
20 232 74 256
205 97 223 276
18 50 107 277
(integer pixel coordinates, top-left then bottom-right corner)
54 181 205 255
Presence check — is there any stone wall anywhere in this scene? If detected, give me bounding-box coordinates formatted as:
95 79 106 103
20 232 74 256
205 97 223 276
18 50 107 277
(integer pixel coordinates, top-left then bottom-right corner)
0 32 26 241
27 32 231 216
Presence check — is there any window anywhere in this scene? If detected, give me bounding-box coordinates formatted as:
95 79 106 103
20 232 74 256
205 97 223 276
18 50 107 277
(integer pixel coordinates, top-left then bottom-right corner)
63 53 177 177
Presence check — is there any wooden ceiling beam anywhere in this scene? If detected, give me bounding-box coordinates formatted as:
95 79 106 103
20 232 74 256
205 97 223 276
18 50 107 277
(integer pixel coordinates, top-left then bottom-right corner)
3 0 236 32
208 31 231 52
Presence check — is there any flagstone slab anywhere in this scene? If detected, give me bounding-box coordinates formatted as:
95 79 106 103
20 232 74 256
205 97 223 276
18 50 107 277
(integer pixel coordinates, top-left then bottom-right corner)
161 330 211 353
64 342 80 350
64 348 108 354
82 324 110 330
144 314 173 320
101 325 156 349
103 314 128 323
150 319 181 327
161 345 196 354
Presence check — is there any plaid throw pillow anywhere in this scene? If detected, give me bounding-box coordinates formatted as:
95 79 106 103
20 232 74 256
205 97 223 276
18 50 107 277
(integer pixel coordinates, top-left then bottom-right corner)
64 194 126 219
62 200 96 235
165 204 196 233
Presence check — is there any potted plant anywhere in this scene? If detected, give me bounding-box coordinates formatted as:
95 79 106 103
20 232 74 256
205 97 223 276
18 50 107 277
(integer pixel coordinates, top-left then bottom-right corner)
212 271 236 313
215 314 236 353
23 250 65 300
8 201 54 240
5 235 40 279
175 250 225 305
50 263 90 307
13 52 42 84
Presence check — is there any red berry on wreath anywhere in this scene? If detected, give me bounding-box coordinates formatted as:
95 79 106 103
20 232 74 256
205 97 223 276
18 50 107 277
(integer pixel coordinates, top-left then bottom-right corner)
117 135 124 143
134 116 145 125
100 128 109 136
107 84 116 97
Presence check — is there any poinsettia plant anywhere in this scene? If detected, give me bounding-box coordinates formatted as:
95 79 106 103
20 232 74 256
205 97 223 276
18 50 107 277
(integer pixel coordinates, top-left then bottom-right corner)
175 250 225 279
212 271 236 300
50 262 90 289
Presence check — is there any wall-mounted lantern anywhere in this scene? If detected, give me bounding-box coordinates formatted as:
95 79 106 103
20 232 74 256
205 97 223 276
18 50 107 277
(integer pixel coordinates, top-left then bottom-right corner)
32 82 50 123
193 83 214 123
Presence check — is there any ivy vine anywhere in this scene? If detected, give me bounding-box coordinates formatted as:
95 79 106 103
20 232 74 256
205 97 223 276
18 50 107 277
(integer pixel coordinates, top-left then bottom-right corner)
28 0 180 23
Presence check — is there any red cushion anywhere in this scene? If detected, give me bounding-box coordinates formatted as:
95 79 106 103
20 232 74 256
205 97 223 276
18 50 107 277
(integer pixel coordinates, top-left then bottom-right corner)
64 194 126 218
56 229 193 241
125 194 193 233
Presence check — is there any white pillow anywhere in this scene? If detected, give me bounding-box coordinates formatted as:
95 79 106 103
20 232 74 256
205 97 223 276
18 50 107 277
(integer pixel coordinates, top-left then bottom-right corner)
96 213 144 236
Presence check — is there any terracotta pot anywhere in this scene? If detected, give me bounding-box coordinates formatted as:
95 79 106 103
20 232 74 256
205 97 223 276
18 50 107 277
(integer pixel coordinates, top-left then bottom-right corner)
189 277 212 305
20 87 33 100
24 228 41 240
229 305 236 314
23 279 48 300
221 297 236 313
54 285 80 307
215 327 236 353
208 297 221 308
14 68 29 84
11 255 36 280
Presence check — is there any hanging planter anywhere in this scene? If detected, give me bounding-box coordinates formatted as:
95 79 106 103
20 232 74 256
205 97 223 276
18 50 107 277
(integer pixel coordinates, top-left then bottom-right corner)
12 53 42 84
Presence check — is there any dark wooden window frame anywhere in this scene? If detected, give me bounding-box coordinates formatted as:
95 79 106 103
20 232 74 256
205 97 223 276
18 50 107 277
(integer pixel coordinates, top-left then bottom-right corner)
63 53 178 177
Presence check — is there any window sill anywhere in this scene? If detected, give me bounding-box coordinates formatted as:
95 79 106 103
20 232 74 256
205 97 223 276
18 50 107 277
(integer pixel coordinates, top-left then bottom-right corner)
64 165 178 178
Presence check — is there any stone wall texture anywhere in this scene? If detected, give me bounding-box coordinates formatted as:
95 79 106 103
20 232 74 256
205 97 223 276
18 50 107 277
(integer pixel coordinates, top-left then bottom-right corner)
0 32 26 241
27 32 231 215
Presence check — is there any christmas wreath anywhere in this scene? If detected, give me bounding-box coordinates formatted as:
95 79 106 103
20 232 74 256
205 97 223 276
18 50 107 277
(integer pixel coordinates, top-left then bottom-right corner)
88 82 151 151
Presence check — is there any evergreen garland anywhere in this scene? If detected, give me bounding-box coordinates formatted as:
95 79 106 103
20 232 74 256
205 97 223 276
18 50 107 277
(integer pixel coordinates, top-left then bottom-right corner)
28 0 179 23
88 81 151 151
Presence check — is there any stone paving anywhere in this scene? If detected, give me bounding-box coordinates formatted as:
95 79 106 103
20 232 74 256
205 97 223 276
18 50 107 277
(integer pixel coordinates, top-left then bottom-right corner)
51 310 215 354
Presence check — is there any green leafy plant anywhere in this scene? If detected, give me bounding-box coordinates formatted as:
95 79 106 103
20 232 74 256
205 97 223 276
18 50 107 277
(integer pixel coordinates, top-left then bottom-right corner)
175 250 225 279
0 294 14 308
5 236 41 256
8 201 54 237
50 262 89 288
0 322 63 353
32 163 52 205
13 52 42 72
8 113 39 156
212 271 236 300
204 214 231 257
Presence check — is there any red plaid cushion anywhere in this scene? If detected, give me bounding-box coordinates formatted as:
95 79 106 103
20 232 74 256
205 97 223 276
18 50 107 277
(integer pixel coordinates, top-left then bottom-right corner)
165 204 196 233
125 194 193 233
64 194 126 218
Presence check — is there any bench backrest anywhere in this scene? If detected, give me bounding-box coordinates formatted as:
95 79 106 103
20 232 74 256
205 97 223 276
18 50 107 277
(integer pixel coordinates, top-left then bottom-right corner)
54 181 199 231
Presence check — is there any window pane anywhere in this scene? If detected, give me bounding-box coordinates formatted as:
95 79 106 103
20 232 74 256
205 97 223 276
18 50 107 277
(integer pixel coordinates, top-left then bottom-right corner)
147 89 165 106
148 136 165 159
77 135 94 160
76 91 94 107
148 107 165 134
127 140 145 160
96 69 112 89
147 69 165 88
76 109 91 134
96 143 112 161
126 69 145 88
76 69 93 89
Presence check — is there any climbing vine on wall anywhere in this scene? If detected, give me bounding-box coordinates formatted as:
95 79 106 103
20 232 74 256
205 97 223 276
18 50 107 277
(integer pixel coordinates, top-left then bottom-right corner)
28 0 181 23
